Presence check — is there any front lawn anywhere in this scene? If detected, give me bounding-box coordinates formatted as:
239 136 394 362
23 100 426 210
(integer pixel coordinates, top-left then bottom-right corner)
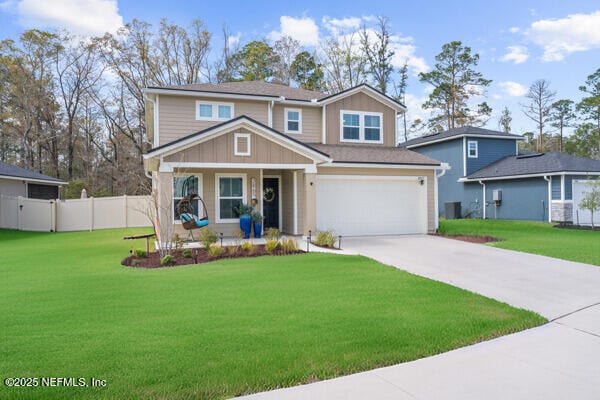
439 219 600 266
0 228 544 400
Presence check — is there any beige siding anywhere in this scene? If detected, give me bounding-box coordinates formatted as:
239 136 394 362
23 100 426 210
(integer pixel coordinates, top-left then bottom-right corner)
164 129 314 164
325 92 396 146
317 167 436 232
272 105 322 143
158 95 269 145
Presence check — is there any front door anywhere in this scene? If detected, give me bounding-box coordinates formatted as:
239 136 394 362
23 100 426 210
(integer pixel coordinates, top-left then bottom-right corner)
262 177 280 229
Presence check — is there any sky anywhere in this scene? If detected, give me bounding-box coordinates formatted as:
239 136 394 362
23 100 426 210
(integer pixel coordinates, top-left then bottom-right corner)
0 0 599 137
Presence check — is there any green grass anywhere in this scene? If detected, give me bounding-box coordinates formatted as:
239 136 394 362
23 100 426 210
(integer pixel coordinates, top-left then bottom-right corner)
0 228 545 400
439 219 600 266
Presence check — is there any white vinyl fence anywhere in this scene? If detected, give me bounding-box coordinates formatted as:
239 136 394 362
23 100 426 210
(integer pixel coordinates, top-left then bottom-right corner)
0 194 152 232
572 180 600 226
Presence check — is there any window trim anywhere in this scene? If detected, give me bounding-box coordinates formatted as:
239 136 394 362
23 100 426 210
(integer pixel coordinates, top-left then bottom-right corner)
196 101 234 121
339 110 384 144
467 140 478 158
284 108 302 134
172 173 203 224
215 173 247 223
234 133 251 156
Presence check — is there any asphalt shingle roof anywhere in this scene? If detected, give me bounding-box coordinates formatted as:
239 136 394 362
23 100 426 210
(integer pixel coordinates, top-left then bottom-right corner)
466 152 600 179
0 161 66 184
401 126 523 148
151 81 326 102
309 143 441 166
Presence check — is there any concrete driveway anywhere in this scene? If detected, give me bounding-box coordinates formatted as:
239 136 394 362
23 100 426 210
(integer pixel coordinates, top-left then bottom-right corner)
237 235 600 400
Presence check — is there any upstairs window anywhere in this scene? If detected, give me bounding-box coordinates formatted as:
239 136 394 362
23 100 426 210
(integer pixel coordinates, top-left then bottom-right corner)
467 140 478 158
341 111 383 143
196 101 234 121
285 108 302 134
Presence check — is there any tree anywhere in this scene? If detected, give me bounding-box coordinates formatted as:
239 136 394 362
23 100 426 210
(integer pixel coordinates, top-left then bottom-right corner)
272 36 300 85
498 106 512 133
565 123 600 159
419 41 492 131
522 79 555 152
321 33 367 92
290 51 325 91
549 99 576 152
231 40 279 82
576 68 600 157
213 26 241 83
393 60 409 142
578 178 600 228
360 16 394 94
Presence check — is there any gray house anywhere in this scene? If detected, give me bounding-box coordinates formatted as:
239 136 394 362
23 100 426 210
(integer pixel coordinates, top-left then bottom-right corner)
0 161 66 199
401 126 600 222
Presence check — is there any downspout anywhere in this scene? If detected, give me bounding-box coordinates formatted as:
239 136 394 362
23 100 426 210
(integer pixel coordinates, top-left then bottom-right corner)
434 164 449 231
268 100 274 128
478 180 486 219
543 175 551 222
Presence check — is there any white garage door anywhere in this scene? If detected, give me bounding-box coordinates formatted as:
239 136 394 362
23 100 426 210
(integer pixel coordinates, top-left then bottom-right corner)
316 175 428 236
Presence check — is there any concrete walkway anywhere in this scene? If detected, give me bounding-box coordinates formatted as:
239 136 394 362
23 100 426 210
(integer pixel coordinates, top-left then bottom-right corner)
237 235 600 400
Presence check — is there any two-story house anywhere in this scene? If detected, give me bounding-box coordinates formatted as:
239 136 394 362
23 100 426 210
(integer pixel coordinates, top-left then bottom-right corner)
142 81 447 237
402 126 600 222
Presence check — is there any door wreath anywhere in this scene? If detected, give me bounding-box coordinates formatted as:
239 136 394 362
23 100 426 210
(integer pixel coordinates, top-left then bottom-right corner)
263 187 275 202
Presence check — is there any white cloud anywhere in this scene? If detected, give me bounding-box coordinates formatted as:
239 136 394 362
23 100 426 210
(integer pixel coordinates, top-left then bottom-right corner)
227 33 241 48
499 45 529 64
527 10 600 61
268 16 320 46
498 81 527 97
2 0 123 36
508 27 520 33
321 16 362 36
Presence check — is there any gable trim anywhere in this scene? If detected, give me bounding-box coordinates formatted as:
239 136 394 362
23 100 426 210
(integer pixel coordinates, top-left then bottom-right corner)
318 84 406 112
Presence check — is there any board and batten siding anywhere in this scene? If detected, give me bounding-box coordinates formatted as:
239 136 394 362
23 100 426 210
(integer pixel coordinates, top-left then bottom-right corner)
163 130 313 165
316 166 436 232
466 138 517 175
325 92 397 146
272 105 322 143
158 95 269 145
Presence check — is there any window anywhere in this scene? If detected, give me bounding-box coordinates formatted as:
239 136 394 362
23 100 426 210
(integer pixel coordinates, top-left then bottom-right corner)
285 108 302 133
234 133 251 156
173 175 202 222
196 101 234 121
216 174 246 222
340 110 383 143
467 140 478 158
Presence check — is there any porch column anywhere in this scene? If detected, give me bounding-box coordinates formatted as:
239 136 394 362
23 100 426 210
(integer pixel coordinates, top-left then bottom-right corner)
303 172 317 236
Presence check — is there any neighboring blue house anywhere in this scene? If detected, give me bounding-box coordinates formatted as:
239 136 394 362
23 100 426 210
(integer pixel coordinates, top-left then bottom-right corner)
401 126 600 223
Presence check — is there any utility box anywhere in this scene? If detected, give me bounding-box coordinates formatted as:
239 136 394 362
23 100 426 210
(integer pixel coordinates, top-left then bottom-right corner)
493 189 502 206
445 202 462 219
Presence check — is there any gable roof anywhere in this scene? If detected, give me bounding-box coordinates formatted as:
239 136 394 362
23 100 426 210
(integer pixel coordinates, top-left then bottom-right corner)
0 161 66 185
401 126 523 149
309 144 441 166
144 115 331 162
463 152 600 181
150 81 326 102
317 83 406 111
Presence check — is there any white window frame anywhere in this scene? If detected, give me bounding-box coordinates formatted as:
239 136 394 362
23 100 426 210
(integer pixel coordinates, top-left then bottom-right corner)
196 101 234 121
284 108 302 134
234 133 251 156
172 173 203 223
339 110 384 144
215 173 247 223
467 140 478 158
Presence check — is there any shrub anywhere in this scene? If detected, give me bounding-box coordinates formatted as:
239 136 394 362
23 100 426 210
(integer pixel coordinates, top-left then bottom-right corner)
227 245 239 255
182 248 193 258
281 238 298 253
265 227 281 240
315 230 336 248
198 229 218 249
265 239 280 253
240 240 255 253
131 259 141 267
160 255 174 266
207 244 224 258
234 203 254 217
135 249 146 258
251 211 264 223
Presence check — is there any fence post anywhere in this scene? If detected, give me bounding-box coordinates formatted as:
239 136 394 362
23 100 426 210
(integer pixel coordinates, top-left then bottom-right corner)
89 197 94 231
124 195 128 228
17 196 23 230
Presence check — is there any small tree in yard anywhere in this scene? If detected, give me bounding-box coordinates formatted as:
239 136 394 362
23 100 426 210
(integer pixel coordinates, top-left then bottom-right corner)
579 178 600 228
141 189 175 256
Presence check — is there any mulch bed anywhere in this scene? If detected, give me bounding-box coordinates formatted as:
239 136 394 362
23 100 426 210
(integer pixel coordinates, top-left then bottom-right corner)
122 245 305 269
434 234 502 244
554 223 600 231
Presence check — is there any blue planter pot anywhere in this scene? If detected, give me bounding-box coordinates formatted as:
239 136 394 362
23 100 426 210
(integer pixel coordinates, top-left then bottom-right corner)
240 215 252 239
253 222 262 238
